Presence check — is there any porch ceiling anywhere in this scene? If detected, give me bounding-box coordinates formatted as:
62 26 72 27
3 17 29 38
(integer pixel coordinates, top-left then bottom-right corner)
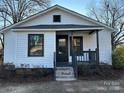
13 24 104 31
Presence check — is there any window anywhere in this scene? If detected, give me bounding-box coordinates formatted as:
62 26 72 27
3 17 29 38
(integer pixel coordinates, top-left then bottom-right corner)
70 36 83 55
28 34 44 56
59 39 66 47
53 15 61 22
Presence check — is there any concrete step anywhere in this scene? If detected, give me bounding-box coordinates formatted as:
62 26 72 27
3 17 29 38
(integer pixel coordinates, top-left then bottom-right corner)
56 67 73 70
56 72 74 76
56 75 75 78
56 71 74 75
56 78 76 81
56 74 75 77
55 67 76 81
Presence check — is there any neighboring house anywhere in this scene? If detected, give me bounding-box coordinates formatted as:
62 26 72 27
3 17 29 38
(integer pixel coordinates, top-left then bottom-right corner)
1 5 114 76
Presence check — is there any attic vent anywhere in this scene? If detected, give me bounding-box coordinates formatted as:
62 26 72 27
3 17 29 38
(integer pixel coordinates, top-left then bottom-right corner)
53 15 61 22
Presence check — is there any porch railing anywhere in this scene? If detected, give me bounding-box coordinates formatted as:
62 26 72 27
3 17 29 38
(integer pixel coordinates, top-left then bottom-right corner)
72 48 99 78
73 49 98 63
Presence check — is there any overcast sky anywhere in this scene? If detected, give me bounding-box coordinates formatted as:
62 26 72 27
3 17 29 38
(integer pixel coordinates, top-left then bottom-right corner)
52 0 100 15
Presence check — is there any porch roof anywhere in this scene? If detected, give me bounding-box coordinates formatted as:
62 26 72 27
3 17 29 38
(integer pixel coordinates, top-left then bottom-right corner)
13 24 104 31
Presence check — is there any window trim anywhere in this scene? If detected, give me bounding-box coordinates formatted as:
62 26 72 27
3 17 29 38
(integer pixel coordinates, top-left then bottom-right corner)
53 15 61 22
28 34 44 57
70 36 83 56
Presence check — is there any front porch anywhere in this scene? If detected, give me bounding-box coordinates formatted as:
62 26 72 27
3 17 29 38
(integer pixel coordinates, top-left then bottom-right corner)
54 29 101 80
54 30 100 67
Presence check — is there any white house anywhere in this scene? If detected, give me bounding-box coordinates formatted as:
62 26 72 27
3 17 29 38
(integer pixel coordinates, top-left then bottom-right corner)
1 5 114 69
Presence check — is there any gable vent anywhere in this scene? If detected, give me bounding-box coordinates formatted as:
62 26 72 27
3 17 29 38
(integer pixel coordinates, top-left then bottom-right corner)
53 15 61 22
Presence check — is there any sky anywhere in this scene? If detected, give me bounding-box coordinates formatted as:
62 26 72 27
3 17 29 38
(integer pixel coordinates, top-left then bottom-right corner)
52 0 100 15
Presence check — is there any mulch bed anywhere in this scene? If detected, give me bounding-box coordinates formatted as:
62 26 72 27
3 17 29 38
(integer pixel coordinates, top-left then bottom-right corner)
78 69 124 80
1 74 54 83
0 69 54 83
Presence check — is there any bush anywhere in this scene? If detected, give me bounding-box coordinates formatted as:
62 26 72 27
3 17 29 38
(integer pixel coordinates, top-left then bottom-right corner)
78 63 98 76
0 64 15 79
32 68 54 78
112 46 124 69
78 63 113 78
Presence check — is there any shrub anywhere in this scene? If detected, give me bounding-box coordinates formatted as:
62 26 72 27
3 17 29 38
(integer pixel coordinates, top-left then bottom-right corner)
78 63 98 76
0 63 15 79
78 63 113 78
32 68 54 78
15 68 54 81
112 46 124 69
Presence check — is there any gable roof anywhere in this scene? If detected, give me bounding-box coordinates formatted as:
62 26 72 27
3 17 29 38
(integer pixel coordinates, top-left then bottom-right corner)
0 5 114 33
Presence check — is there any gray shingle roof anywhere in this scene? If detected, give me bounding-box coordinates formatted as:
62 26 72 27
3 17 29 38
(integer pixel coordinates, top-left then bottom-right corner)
13 24 103 29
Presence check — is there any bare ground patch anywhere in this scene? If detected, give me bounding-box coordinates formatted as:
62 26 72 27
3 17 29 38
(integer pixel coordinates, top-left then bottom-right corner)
0 80 124 93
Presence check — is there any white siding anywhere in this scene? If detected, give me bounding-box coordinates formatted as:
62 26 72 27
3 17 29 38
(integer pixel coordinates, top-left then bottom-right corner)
99 30 112 64
4 31 56 68
4 31 16 63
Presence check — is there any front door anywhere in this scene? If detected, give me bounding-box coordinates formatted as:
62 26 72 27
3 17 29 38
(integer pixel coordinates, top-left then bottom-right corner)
56 35 68 63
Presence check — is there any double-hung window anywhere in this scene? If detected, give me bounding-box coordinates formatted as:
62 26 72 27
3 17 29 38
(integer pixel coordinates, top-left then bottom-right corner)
28 34 44 57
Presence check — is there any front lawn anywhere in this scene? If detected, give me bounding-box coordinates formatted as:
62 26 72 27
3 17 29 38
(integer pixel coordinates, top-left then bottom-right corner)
0 64 124 93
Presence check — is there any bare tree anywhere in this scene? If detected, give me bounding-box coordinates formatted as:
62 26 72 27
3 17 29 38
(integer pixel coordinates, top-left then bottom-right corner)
0 0 51 25
89 0 124 50
0 0 51 49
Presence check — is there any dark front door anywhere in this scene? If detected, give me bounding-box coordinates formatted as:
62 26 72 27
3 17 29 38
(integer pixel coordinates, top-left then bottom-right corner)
56 35 68 63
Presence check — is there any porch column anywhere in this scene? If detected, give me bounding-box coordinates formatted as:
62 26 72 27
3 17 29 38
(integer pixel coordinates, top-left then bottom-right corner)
96 30 99 64
71 32 74 57
70 32 78 78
